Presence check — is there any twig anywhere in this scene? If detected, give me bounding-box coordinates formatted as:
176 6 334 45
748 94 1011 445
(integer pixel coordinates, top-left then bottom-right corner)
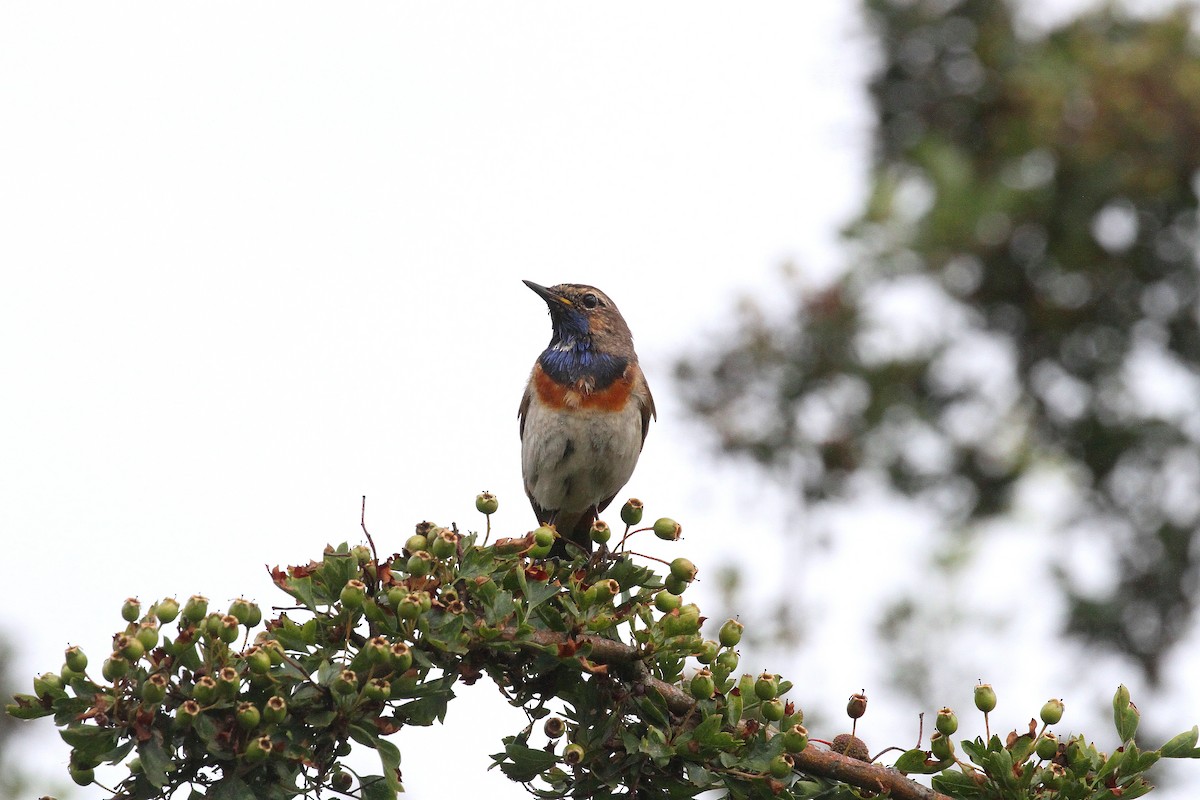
497 627 953 800
360 496 379 586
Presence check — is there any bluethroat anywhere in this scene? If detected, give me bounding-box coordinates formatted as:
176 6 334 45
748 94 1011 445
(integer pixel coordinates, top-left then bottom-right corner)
518 280 655 554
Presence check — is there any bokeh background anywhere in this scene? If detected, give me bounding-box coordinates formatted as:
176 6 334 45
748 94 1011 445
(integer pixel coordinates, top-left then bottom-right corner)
3 1 1198 797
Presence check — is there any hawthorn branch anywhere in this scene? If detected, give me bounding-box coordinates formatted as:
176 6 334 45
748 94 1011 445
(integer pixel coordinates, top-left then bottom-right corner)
501 628 953 800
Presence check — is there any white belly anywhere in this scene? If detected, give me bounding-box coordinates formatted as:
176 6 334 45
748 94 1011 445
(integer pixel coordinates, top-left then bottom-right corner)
521 398 644 513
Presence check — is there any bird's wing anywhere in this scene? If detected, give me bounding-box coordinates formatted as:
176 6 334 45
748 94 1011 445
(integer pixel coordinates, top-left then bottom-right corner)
638 376 656 447
518 381 532 439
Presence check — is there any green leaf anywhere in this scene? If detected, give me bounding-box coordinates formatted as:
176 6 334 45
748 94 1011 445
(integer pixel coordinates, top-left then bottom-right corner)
932 769 985 798
498 743 559 782
396 693 451 726
1160 726 1200 758
349 722 380 748
893 748 937 774
138 737 175 788
1007 733 1036 763
208 776 257 800
484 589 517 627
523 578 561 617
376 738 403 792
284 575 318 611
5 695 52 720
59 724 118 758
316 659 339 686
360 774 398 800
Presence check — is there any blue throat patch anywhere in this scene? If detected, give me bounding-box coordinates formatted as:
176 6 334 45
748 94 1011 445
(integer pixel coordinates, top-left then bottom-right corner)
539 344 627 389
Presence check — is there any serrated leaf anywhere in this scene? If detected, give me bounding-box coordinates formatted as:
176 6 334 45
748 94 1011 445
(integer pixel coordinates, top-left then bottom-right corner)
499 743 559 782
932 770 985 798
284 575 318 611
138 737 175 788
1008 733 1036 763
5 695 52 720
484 589 517 627
523 578 561 616
691 714 724 745
396 694 451 726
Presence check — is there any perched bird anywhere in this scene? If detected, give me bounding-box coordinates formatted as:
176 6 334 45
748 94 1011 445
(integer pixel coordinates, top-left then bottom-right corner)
518 280 655 554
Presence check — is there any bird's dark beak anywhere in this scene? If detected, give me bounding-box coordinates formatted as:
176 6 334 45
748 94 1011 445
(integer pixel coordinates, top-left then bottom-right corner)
523 280 572 310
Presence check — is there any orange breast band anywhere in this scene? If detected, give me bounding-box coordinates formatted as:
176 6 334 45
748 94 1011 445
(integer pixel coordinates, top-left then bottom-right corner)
533 364 634 412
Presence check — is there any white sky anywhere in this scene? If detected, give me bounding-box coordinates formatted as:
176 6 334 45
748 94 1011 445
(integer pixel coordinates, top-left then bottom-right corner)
1 3 1196 799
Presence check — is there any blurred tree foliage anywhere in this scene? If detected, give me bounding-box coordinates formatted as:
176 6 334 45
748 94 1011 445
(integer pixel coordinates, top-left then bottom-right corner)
676 0 1200 685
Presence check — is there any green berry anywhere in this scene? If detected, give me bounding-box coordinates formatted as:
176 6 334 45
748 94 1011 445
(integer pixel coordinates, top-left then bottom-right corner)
1040 698 1064 726
121 597 142 623
754 672 779 701
930 731 954 761
192 676 217 704
243 734 272 763
136 623 159 652
237 701 261 730
533 526 557 549
406 551 432 576
217 666 240 697
141 673 168 705
769 753 794 778
365 678 391 701
154 597 180 623
69 765 95 786
33 672 64 696
663 574 689 595
669 558 697 583
935 707 958 736
332 771 353 791
115 634 144 662
364 636 390 666
1035 732 1059 761
177 699 201 726
431 529 459 560
696 639 720 664
245 646 271 674
219 614 241 644
332 669 358 695
652 517 681 541
715 648 739 675
690 669 716 699
263 695 288 724
654 591 682 613
589 520 612 545
404 534 428 554
782 723 808 753
761 698 785 721
64 646 88 674
476 492 499 515
183 595 209 623
340 579 367 609
620 498 644 526
229 598 261 627
974 683 997 714
718 619 744 648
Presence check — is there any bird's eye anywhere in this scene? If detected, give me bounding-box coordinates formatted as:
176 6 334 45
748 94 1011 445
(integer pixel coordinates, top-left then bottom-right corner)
582 293 599 309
